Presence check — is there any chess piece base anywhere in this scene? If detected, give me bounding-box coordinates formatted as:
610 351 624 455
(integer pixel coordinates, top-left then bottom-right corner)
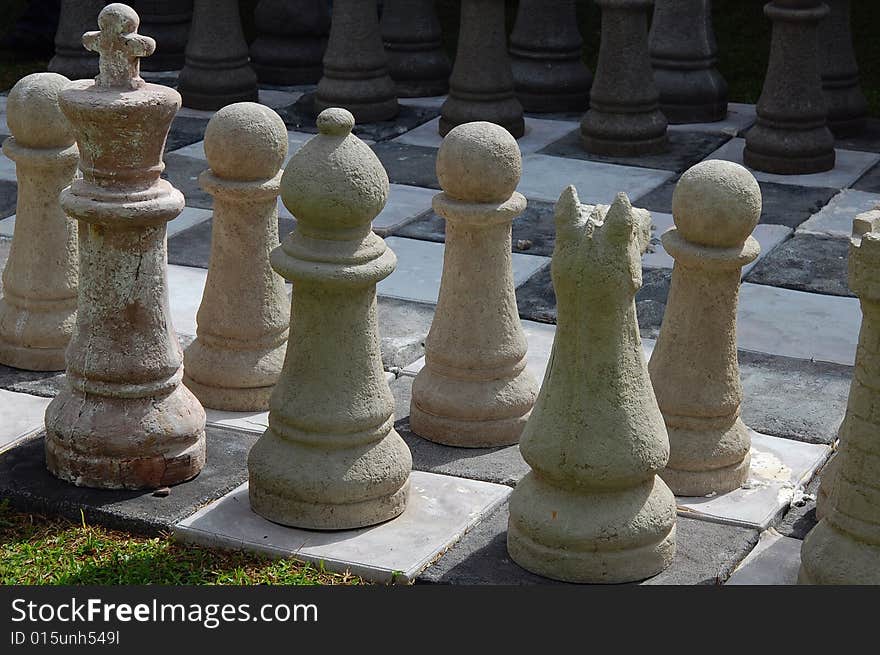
0 299 75 371
314 90 399 125
0 339 67 372
247 427 412 530
439 102 525 139
661 453 751 497
581 109 669 156
183 375 273 412
798 519 880 585
743 132 836 175
508 472 677 583
654 69 728 124
45 384 207 490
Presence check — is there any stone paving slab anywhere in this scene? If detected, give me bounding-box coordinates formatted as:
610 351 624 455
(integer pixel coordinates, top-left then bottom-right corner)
174 471 512 584
278 92 439 142
853 160 880 192
0 388 50 452
797 188 880 238
745 233 851 297
635 177 839 229
0 426 259 535
418 501 760 586
707 137 880 189
539 129 731 174
372 142 441 189
776 474 821 540
725 529 802 585
0 179 16 219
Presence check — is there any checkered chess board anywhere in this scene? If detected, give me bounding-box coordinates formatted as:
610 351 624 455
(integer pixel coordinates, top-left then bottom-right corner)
2 78 879 585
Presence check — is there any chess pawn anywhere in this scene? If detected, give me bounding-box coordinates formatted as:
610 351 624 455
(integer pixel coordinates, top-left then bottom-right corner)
820 0 868 137
0 73 79 371
649 0 728 124
648 161 761 496
248 108 412 529
183 103 290 411
249 0 330 85
439 0 524 138
315 0 399 123
581 0 668 156
45 3 206 490
799 218 880 584
508 189 676 583
380 0 451 98
509 0 592 113
744 0 835 175
410 122 539 447
131 0 191 71
177 0 258 111
48 0 106 79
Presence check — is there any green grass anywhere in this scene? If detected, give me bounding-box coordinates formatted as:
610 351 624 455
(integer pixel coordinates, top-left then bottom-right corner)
0 501 365 585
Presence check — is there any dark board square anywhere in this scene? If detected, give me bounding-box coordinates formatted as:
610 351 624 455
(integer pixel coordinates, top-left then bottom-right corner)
277 92 440 142
834 118 880 154
745 232 852 297
514 265 671 336
417 501 759 586
0 179 16 218
371 142 440 189
635 178 837 230
393 199 557 257
853 160 880 193
0 426 258 535
163 152 211 209
168 215 297 269
539 129 731 174
165 115 209 153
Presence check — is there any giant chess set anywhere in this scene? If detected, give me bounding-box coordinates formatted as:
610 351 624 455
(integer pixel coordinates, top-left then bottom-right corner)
0 0 879 585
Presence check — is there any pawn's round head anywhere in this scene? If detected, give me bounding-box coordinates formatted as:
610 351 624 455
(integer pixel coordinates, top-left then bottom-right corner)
436 121 521 203
672 160 761 248
204 102 288 181
98 3 140 34
7 72 74 149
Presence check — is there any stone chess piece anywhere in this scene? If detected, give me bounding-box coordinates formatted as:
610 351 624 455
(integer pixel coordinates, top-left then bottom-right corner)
44 2 206 490
48 0 106 79
0 73 79 371
130 0 191 71
247 108 412 529
799 213 880 584
380 0 451 98
814 209 880 522
315 0 399 124
439 0 524 138
249 0 330 86
649 0 728 124
507 188 676 583
410 121 539 447
744 0 835 175
581 0 668 155
820 0 868 137
183 103 290 411
508 0 592 113
648 160 761 496
177 0 258 111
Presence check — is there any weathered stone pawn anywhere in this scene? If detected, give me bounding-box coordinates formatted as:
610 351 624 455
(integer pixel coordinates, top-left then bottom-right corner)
45 3 206 490
315 0 398 123
581 0 668 155
380 0 451 98
649 161 761 496
649 0 728 124
177 0 258 111
509 0 592 113
799 217 880 584
0 73 79 371
820 0 868 137
744 0 835 174
183 103 290 411
508 188 676 583
410 122 538 447
439 0 524 138
48 0 106 79
247 108 411 529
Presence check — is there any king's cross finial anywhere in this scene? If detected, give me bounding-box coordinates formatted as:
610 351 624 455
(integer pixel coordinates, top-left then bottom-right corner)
82 3 156 90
